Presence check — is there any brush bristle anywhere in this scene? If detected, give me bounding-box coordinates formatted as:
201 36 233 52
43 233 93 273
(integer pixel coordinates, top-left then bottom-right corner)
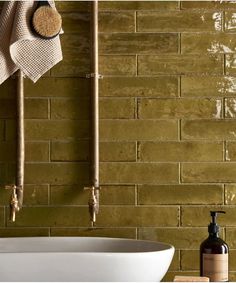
32 6 62 38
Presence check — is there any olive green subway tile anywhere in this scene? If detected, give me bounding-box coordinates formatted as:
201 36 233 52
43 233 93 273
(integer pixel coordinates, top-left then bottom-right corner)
182 120 236 140
57 2 90 12
181 206 236 226
51 99 90 120
0 228 49 237
181 1 236 10
182 33 236 54
169 251 180 271
50 185 87 205
50 185 135 205
7 207 90 227
99 56 136 76
137 11 222 32
0 99 15 118
0 207 4 227
5 163 16 186
138 98 222 119
0 77 16 99
230 251 236 270
100 142 136 161
226 228 236 248
51 227 136 239
226 54 236 75
182 163 236 183
0 142 15 162
61 12 90 34
25 78 90 98
100 185 135 205
25 99 49 119
99 12 135 32
138 55 223 75
181 250 198 271
26 142 49 162
225 185 236 204
22 120 89 141
99 1 179 11
138 228 206 249
100 77 178 98
100 163 179 184
51 141 89 162
225 98 236 118
51 54 90 77
230 273 236 282
0 121 4 141
138 184 223 205
22 185 49 205
25 163 89 185
139 141 223 162
99 33 178 55
61 34 90 55
226 142 236 161
181 76 236 97
100 98 135 119
4 119 16 142
0 164 7 186
100 120 178 141
225 12 236 32
96 206 179 227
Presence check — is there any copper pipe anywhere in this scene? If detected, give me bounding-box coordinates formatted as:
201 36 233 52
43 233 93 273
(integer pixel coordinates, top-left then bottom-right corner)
16 69 25 208
91 0 99 189
6 70 25 221
85 0 100 227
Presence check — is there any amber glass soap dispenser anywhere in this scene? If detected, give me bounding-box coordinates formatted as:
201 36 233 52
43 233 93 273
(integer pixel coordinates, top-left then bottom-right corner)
200 211 228 282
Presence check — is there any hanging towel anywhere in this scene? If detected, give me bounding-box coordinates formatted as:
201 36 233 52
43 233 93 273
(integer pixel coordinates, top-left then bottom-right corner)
0 1 63 84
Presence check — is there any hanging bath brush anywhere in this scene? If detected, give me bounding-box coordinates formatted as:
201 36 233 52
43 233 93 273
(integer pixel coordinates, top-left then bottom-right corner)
31 1 62 39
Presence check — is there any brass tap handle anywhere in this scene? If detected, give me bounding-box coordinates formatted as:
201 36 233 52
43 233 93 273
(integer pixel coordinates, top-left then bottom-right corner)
5 185 21 222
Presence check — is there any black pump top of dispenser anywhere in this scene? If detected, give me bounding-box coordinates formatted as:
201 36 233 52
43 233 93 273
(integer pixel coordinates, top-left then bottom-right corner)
208 211 225 234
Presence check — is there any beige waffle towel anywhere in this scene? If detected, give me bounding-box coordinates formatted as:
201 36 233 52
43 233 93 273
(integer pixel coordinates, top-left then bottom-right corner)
0 1 63 84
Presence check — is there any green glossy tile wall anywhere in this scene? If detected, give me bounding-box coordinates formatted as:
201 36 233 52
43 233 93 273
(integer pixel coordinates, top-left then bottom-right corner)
1 0 236 281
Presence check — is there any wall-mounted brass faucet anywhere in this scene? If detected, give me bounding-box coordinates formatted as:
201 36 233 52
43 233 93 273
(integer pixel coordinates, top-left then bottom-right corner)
5 70 25 222
85 0 101 227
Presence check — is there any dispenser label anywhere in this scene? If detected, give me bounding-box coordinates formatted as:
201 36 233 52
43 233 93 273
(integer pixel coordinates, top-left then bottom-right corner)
202 253 228 282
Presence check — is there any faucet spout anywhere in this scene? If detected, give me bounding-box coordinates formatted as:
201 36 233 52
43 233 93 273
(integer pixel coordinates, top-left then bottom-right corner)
84 186 99 226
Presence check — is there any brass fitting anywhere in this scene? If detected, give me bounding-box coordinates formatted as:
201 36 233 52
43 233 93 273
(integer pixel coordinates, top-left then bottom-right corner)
84 186 99 227
5 185 21 222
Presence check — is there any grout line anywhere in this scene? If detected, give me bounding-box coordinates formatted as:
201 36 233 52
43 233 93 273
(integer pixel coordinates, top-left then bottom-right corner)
179 162 182 184
135 184 138 206
179 32 181 55
179 119 182 141
178 205 181 227
223 183 226 205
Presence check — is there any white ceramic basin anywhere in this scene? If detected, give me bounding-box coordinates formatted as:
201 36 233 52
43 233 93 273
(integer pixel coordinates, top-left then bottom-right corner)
0 237 174 282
